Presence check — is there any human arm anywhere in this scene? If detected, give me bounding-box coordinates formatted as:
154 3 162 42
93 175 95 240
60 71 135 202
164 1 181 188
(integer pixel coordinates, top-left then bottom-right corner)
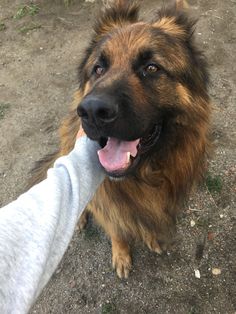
0 136 105 314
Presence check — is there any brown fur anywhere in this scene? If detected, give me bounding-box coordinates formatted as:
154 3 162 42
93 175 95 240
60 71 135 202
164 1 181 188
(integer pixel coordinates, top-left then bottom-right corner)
30 0 211 278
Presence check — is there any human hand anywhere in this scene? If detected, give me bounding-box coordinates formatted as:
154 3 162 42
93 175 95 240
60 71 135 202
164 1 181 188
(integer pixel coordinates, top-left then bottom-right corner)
76 126 86 139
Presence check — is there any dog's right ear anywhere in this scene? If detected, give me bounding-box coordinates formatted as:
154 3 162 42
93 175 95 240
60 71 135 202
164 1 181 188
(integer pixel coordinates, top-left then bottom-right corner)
78 1 139 90
94 0 140 41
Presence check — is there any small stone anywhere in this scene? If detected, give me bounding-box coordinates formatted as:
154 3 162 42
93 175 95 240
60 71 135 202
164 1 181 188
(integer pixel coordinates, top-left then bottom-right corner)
69 280 76 288
190 220 196 227
212 268 221 276
194 269 201 279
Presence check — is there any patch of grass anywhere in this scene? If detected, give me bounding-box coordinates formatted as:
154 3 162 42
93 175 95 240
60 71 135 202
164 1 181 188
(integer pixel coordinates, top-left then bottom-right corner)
28 4 40 16
14 7 28 19
196 216 209 228
206 173 223 193
18 23 41 34
64 0 73 7
0 103 10 119
189 306 198 314
0 22 6 31
13 4 40 19
101 302 116 314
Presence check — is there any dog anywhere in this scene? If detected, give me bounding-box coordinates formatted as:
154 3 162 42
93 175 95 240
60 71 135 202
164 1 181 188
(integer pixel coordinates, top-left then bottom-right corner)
31 0 211 278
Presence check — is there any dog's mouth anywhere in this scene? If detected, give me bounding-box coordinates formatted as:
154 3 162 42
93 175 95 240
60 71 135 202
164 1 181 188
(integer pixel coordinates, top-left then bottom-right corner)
97 124 162 178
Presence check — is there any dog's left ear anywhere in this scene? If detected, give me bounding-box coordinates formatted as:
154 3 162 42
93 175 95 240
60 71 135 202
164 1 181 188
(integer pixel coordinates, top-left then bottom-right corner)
94 0 140 41
153 0 195 40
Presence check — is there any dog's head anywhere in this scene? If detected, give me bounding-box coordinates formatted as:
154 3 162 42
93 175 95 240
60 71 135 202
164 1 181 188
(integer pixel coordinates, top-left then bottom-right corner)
77 0 209 178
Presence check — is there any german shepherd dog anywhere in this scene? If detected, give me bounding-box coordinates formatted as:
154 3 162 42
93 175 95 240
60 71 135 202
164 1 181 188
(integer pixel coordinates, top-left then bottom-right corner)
31 0 211 278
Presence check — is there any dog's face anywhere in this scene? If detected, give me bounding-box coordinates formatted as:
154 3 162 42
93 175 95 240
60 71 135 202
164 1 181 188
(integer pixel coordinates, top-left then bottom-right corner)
77 1 208 178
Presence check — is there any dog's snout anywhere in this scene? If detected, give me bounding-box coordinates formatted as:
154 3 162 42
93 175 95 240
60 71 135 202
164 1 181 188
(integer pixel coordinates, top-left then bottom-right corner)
77 96 118 125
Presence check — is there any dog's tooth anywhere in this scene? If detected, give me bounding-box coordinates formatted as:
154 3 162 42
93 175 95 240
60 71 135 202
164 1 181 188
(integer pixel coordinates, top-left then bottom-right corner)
127 152 131 163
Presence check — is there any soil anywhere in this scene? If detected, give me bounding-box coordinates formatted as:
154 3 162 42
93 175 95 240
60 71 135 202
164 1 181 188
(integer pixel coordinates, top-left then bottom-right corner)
0 0 235 313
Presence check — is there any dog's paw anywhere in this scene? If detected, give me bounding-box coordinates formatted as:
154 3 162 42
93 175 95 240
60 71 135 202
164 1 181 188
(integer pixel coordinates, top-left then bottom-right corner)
145 237 163 254
112 252 132 279
111 238 131 278
148 241 163 254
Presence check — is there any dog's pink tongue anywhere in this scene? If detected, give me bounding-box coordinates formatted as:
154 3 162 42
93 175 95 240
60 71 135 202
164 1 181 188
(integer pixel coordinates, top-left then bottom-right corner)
98 138 140 172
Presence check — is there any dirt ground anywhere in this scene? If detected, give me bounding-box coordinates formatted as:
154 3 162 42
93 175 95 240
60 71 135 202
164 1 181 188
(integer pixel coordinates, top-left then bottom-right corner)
0 0 235 313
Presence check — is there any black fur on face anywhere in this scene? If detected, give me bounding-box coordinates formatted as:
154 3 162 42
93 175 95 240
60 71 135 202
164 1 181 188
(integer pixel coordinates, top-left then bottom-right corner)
77 1 209 172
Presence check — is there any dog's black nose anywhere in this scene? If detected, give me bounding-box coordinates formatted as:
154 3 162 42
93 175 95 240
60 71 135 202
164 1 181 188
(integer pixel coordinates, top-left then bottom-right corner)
77 96 118 125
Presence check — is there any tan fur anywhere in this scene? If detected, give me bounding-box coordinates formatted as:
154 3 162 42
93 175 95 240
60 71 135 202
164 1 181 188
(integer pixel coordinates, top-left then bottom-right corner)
30 0 211 278
153 16 187 37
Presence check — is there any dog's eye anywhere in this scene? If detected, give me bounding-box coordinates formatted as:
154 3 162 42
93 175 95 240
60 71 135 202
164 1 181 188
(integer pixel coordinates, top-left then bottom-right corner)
94 65 105 77
145 64 159 74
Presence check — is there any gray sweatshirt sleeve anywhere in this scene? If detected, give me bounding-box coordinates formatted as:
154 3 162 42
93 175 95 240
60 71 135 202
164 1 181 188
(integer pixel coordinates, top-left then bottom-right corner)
0 137 105 314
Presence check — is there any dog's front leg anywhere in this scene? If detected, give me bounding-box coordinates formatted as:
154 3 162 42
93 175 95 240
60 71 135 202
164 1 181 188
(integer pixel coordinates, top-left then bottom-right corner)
111 236 131 279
